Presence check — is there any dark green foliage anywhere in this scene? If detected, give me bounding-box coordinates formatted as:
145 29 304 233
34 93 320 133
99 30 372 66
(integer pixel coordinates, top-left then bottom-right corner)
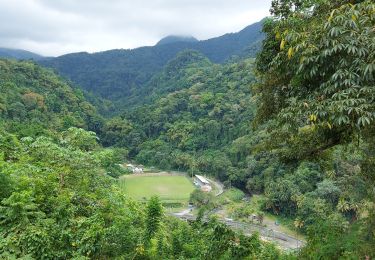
126 49 212 107
111 57 257 181
39 20 264 113
205 220 236 259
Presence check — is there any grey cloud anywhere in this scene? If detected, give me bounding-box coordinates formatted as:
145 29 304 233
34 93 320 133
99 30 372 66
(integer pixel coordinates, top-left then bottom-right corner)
0 0 271 56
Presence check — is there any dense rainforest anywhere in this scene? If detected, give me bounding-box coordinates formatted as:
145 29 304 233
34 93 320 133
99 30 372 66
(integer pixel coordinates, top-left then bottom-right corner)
0 60 287 259
0 0 374 259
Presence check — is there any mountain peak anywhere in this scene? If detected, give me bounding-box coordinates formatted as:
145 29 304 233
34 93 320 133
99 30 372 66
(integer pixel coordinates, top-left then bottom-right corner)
156 35 198 46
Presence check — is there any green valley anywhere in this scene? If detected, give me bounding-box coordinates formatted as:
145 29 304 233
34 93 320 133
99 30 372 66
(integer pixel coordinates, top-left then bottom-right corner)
0 0 374 259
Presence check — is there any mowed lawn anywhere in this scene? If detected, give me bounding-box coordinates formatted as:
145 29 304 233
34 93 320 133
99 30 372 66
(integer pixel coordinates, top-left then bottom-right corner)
119 174 195 202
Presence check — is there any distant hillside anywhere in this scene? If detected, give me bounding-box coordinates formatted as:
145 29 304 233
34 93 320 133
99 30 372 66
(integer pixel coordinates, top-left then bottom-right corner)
39 19 264 109
0 47 45 61
156 35 198 45
124 50 212 107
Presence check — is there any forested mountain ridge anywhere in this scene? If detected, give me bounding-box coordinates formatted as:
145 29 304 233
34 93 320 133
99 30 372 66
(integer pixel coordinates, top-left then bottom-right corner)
39 20 264 107
0 47 45 61
156 35 199 45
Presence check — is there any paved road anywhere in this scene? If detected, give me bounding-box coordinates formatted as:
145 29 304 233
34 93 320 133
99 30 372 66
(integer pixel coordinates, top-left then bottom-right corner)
170 213 305 251
147 171 305 250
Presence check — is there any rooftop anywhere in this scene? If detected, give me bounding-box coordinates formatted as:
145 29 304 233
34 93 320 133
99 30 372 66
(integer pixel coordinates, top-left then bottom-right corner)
195 175 210 185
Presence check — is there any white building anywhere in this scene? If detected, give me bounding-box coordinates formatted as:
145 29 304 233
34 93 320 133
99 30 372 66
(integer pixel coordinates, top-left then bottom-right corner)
194 175 212 192
133 167 143 174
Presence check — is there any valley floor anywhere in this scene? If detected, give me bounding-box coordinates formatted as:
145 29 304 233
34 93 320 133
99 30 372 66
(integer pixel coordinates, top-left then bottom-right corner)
119 169 306 250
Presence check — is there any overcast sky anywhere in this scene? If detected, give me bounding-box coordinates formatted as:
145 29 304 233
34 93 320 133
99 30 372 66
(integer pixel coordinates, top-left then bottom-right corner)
0 0 272 56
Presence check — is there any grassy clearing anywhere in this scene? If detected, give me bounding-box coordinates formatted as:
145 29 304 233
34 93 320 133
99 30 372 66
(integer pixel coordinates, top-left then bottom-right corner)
263 213 305 239
119 173 195 203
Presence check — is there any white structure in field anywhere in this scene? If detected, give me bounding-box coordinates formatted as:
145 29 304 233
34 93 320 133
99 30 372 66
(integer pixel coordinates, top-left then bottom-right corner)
194 174 212 192
126 164 144 174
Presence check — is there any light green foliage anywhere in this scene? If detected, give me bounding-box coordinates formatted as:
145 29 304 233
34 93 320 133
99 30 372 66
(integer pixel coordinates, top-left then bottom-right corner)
256 0 375 132
60 127 98 151
222 188 245 202
159 216 284 260
0 59 103 137
145 196 163 242
255 0 375 258
94 147 129 178
189 189 215 208
278 1 375 130
0 131 143 259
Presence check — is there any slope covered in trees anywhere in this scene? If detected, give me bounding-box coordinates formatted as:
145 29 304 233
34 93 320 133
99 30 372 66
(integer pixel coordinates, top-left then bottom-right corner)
102 54 257 174
0 59 103 137
39 20 264 109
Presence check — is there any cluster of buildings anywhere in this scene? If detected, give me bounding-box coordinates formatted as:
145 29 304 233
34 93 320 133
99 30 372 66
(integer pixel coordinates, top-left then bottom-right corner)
193 174 212 192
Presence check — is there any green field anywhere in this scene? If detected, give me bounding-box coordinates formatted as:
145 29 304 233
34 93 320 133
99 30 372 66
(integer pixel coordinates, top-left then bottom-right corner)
119 174 195 203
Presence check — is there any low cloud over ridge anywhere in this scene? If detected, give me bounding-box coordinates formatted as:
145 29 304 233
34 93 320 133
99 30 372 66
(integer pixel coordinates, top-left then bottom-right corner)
0 0 271 56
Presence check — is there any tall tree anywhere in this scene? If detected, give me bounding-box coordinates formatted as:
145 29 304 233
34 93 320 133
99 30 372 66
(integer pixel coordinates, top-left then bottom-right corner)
145 196 163 243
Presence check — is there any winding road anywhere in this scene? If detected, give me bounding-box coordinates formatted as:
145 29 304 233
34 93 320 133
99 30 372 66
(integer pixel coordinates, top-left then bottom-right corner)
171 212 305 251
171 176 305 251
